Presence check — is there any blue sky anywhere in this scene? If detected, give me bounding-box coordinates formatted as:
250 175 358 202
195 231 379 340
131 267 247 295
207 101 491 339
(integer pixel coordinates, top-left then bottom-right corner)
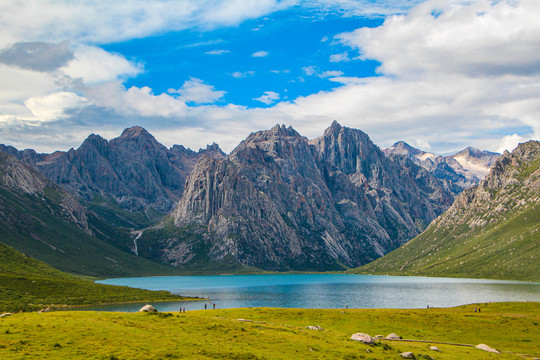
0 0 539 154
106 10 383 108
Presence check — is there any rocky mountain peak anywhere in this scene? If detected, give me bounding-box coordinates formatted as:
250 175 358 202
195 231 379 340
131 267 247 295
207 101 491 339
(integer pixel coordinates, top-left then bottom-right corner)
268 124 301 137
387 141 425 156
119 126 151 139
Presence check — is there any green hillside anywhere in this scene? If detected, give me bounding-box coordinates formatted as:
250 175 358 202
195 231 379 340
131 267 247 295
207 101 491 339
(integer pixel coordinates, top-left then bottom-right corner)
0 242 193 312
354 141 540 281
0 152 183 278
0 185 181 278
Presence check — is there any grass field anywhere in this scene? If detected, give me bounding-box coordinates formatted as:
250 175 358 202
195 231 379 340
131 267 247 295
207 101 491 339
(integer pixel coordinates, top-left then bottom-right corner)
0 302 538 359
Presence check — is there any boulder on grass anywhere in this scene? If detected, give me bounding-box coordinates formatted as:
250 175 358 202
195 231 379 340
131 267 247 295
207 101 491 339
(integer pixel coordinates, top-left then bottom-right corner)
400 352 415 359
350 333 374 344
307 325 323 331
430 346 441 352
475 344 500 353
138 304 157 312
386 333 401 340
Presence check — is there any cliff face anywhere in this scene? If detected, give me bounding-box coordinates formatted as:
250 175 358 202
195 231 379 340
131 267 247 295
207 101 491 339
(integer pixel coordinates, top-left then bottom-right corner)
359 140 540 281
32 127 224 212
155 122 454 271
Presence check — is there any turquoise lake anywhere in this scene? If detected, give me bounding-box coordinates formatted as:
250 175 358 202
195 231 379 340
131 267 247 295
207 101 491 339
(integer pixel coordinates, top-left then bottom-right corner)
94 274 540 312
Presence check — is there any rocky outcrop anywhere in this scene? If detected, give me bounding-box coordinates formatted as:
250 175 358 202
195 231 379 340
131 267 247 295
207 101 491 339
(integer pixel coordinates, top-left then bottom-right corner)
384 141 499 193
11 126 225 212
158 122 453 271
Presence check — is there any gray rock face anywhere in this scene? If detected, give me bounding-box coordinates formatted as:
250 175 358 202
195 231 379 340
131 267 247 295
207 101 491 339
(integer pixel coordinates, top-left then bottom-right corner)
165 122 453 271
384 141 499 193
0 152 89 232
4 127 224 213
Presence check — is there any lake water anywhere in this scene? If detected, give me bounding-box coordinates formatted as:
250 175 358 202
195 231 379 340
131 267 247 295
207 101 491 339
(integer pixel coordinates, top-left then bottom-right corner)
93 274 540 312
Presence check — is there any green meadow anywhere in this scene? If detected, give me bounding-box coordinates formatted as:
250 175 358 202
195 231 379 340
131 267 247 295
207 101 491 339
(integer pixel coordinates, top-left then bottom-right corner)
1 302 538 359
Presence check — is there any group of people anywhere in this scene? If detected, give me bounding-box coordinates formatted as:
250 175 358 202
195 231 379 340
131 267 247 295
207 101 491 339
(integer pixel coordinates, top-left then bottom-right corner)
204 303 217 310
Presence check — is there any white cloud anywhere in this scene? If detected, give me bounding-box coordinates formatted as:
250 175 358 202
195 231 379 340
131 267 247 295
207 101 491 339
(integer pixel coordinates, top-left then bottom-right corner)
254 91 280 105
24 91 89 122
0 0 297 47
0 64 59 104
300 0 424 17
497 133 527 153
302 66 316 76
303 66 343 78
61 45 142 84
85 82 188 118
231 71 255 78
168 77 225 104
337 0 540 77
329 52 350 63
320 70 344 78
205 49 231 55
252 51 269 58
270 69 290 74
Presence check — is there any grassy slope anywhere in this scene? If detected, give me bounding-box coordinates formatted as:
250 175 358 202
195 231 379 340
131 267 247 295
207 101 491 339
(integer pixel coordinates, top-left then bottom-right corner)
0 186 180 278
0 302 538 359
353 142 540 281
0 242 195 313
355 202 539 281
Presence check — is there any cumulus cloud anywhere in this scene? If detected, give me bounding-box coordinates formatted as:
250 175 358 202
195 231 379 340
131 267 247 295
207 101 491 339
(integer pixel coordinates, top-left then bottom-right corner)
1 0 539 157
0 41 73 72
252 51 269 57
61 45 142 84
337 0 540 77
84 82 188 118
168 78 226 104
497 133 527 153
254 91 280 105
24 91 89 122
0 0 296 46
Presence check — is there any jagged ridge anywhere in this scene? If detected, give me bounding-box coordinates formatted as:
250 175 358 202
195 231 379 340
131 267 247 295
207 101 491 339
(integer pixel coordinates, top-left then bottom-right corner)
140 122 454 271
357 140 540 281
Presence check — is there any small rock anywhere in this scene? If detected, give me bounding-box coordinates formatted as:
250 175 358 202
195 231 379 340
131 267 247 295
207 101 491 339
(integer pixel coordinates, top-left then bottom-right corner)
375 335 384 339
306 325 323 331
237 319 253 322
475 344 500 353
350 332 374 344
400 352 415 359
430 346 441 352
0 313 12 318
138 304 157 312
386 333 401 340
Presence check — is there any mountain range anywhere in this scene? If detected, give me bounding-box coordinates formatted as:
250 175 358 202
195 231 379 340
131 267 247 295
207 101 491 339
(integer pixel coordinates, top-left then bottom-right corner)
4 122 531 277
384 141 499 194
358 140 540 281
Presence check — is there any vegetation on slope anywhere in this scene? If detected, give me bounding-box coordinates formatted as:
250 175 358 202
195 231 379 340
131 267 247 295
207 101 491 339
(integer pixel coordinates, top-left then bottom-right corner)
353 141 540 281
0 302 538 359
0 242 194 313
